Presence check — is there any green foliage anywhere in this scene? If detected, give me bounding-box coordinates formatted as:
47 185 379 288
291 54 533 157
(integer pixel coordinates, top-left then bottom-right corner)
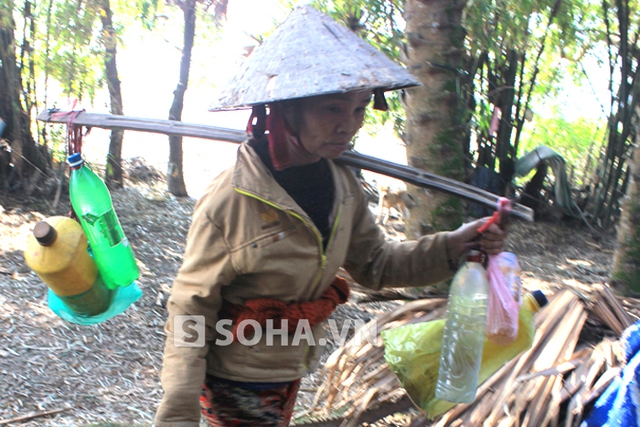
310 0 405 60
463 0 596 57
308 0 611 180
518 109 606 186
0 0 14 27
136 0 161 30
112 0 155 34
432 197 464 231
364 90 405 136
5 0 227 125
473 100 493 137
309 0 408 133
433 127 464 179
47 123 68 163
33 1 104 102
462 0 619 192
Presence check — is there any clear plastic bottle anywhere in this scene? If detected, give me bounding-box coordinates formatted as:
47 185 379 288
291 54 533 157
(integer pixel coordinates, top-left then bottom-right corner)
68 153 139 289
435 250 490 403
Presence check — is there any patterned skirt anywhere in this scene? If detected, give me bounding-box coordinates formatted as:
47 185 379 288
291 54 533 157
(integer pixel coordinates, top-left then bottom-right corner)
200 375 301 427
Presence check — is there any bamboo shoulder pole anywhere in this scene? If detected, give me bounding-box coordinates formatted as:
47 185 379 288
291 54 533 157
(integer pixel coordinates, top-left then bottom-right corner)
37 109 534 222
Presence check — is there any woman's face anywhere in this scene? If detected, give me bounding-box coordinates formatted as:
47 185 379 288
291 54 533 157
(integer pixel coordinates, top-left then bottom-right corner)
289 90 372 160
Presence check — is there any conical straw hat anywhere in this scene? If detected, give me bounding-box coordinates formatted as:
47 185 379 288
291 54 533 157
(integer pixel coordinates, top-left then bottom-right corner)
209 5 420 111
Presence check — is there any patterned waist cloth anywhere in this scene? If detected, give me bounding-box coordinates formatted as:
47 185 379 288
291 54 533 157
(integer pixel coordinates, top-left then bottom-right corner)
201 276 350 425
200 375 300 427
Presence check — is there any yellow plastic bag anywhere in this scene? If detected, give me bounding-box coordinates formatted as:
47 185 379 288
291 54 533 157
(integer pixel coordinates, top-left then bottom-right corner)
381 296 540 419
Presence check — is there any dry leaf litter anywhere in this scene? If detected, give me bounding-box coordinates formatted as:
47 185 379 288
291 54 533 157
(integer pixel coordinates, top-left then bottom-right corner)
0 161 636 427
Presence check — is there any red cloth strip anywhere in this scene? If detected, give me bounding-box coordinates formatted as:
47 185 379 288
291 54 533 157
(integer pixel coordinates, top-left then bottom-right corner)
222 276 350 342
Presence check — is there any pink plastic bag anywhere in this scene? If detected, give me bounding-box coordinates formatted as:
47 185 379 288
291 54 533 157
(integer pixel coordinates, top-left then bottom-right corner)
485 252 522 345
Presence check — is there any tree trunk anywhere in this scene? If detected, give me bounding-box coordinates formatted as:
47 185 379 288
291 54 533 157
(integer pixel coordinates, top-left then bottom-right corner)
100 0 125 190
586 0 639 228
611 67 640 296
611 132 640 296
603 0 640 296
0 1 51 195
402 0 466 237
494 49 518 184
167 0 195 198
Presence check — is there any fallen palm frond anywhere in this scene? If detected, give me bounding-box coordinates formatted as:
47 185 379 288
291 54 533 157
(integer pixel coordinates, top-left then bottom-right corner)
304 286 634 427
306 298 447 426
587 283 635 336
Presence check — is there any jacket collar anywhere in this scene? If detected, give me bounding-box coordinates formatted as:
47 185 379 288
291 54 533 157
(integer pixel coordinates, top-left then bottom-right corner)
231 140 345 224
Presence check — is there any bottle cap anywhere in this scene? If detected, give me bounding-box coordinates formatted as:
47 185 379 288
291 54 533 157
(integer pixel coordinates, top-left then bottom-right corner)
466 250 485 264
33 221 58 246
531 290 548 308
67 153 84 168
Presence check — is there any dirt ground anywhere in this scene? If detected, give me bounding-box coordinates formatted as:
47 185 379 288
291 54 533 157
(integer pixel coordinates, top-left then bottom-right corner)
0 166 634 426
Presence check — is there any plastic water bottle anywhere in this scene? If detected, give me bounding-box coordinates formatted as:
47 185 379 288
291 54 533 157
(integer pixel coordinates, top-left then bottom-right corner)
68 153 139 289
24 216 111 316
435 250 490 403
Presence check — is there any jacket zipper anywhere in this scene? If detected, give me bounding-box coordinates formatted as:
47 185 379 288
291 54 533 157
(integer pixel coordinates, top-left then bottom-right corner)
235 188 343 371
235 188 345 279
234 188 327 276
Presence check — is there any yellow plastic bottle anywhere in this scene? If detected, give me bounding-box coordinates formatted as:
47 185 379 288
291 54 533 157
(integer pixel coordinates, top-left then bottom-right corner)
24 216 111 316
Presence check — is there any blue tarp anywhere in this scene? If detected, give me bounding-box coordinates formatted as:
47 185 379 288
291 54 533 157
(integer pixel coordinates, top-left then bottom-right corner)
582 320 640 427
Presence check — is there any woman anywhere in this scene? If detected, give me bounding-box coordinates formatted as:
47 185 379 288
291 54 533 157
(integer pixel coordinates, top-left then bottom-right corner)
154 6 506 427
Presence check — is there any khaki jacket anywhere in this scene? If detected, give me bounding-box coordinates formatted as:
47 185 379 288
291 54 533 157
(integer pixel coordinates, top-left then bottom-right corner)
154 140 454 426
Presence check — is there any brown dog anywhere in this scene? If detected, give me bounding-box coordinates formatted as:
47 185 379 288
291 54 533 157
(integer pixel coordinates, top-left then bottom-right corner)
376 185 416 225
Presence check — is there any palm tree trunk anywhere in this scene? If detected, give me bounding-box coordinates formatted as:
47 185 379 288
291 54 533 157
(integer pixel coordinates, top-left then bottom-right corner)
611 125 640 296
403 0 467 236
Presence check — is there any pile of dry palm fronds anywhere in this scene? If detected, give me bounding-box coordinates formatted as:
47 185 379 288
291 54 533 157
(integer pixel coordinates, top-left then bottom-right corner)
307 285 636 427
303 298 447 425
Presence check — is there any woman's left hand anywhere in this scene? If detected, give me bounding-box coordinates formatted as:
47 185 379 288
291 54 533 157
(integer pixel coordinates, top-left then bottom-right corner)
446 217 507 260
